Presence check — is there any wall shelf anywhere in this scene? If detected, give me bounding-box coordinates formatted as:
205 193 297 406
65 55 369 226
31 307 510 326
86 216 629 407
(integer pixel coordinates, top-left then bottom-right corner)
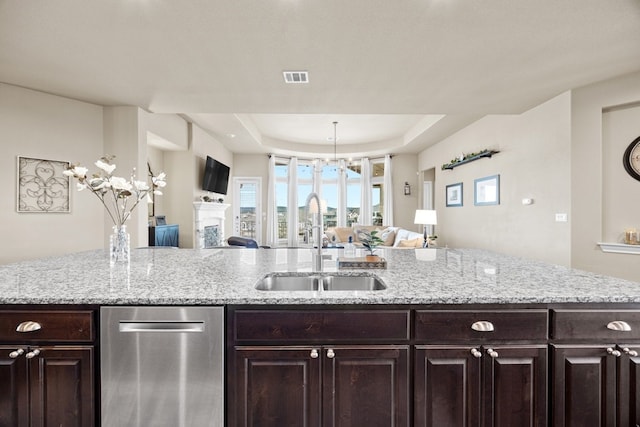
442 150 500 170
597 242 640 255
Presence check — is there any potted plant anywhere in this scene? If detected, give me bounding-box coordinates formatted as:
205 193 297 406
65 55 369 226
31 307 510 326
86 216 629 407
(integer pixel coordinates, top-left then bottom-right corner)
358 230 384 261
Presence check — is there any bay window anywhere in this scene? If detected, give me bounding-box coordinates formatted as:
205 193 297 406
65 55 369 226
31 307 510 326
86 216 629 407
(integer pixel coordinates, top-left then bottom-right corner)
269 156 391 247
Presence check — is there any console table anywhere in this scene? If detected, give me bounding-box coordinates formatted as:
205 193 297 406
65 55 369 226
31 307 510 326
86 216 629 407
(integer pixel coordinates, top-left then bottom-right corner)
148 224 179 247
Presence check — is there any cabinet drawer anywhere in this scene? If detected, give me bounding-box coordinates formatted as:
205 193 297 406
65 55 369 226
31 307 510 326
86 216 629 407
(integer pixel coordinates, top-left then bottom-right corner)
552 309 640 341
415 310 548 342
233 310 410 343
0 310 94 342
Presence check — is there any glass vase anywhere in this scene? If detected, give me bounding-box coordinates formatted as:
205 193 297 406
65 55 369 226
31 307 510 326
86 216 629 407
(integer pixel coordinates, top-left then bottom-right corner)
110 224 130 265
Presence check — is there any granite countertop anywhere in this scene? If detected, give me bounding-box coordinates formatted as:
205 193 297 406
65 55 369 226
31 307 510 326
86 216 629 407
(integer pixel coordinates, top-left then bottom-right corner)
0 247 639 305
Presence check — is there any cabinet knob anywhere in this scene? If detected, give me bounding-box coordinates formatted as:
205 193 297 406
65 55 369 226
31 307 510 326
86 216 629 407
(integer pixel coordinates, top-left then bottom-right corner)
9 348 25 359
16 321 42 333
606 321 632 331
622 347 639 357
25 349 40 359
326 348 335 359
471 321 495 332
470 348 482 358
310 349 319 359
486 348 499 358
607 347 622 357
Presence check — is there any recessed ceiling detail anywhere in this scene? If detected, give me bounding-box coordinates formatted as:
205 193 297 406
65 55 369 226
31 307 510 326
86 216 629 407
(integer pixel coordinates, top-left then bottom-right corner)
283 71 309 84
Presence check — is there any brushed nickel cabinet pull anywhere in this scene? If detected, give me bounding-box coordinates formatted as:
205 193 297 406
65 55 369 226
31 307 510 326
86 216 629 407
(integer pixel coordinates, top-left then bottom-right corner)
606 321 632 331
486 348 499 358
607 347 622 357
16 321 42 333
471 321 495 332
622 347 639 357
25 348 40 359
310 349 319 359
470 348 482 358
9 348 25 359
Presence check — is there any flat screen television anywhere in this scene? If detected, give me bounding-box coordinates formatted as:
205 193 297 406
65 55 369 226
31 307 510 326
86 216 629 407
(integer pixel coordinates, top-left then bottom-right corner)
202 156 230 195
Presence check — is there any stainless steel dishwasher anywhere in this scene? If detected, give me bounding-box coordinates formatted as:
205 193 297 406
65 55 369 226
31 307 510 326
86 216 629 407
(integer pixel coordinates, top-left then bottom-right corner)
100 306 224 427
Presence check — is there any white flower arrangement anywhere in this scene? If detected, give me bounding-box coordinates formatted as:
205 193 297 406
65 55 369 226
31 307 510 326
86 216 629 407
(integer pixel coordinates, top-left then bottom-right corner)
64 155 166 227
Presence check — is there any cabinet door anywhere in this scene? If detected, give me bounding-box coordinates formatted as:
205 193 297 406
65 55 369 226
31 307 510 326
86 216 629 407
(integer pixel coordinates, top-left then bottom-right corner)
552 344 617 427
0 346 29 427
483 345 547 427
617 343 640 427
28 346 95 427
232 346 321 427
323 346 409 427
414 346 481 427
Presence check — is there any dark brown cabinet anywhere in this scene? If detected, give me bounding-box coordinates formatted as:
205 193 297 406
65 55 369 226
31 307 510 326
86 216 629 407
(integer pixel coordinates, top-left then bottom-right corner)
228 308 411 427
551 309 640 427
414 310 548 427
233 346 321 427
0 309 96 427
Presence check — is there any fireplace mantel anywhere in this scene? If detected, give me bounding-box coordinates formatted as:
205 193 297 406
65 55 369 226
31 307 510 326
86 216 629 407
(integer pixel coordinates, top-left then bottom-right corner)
193 202 230 248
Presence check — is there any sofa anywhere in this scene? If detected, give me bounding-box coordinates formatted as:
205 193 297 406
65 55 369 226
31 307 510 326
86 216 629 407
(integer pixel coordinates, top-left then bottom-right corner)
324 225 427 248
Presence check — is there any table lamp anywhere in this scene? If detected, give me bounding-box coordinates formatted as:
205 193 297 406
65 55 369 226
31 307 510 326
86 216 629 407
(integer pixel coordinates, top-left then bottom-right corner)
414 209 437 248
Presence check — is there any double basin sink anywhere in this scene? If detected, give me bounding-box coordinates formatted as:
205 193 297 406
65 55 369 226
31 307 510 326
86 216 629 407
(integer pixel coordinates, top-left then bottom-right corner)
255 272 386 292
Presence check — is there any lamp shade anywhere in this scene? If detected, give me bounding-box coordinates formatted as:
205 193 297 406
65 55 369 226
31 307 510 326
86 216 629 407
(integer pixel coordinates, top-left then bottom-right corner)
414 209 437 225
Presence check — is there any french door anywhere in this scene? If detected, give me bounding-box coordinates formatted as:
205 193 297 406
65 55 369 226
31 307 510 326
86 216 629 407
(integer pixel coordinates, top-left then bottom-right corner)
233 177 262 244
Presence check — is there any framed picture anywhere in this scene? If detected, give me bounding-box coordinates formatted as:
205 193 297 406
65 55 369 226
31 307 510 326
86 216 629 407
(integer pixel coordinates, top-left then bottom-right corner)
17 156 70 213
446 182 463 207
155 215 167 226
474 174 500 206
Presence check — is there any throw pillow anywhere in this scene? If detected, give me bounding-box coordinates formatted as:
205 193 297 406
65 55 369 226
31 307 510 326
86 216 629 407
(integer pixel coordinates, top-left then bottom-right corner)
398 238 423 248
324 229 337 243
333 227 355 243
379 227 396 246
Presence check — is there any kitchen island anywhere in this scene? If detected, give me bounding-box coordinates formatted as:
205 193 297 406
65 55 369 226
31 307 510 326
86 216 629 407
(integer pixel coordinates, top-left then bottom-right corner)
2 247 640 427
0 247 638 305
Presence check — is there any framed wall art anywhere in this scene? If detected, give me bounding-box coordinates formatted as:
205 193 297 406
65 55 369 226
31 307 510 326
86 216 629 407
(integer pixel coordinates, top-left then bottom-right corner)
446 182 463 207
474 174 500 206
17 156 70 213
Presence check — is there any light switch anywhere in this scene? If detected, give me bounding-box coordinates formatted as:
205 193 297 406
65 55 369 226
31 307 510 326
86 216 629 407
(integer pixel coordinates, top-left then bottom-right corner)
555 213 568 222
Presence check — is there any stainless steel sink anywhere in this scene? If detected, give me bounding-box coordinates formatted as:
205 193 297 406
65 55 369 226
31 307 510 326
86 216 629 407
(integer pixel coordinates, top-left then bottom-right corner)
322 275 386 291
254 275 320 291
255 273 386 292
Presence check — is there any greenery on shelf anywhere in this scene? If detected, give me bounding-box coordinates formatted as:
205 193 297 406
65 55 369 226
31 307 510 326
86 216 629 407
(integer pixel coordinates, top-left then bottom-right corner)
441 149 498 170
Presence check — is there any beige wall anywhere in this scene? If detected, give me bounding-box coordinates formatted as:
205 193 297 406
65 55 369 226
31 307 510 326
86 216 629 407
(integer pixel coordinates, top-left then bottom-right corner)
418 92 572 266
0 83 105 263
571 70 640 281
103 106 149 247
391 154 420 232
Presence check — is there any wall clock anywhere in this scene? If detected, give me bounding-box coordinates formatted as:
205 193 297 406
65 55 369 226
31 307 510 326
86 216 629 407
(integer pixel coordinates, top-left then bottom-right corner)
623 136 640 181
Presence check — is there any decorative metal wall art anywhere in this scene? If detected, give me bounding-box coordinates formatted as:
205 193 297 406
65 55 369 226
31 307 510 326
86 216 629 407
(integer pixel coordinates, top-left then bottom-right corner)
17 156 70 212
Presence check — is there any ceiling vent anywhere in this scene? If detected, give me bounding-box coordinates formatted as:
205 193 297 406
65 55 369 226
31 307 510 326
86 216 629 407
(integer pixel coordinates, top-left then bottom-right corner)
283 71 309 84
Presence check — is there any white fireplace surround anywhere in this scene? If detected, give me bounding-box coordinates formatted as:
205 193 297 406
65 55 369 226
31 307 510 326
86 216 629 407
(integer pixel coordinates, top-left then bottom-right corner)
194 202 230 249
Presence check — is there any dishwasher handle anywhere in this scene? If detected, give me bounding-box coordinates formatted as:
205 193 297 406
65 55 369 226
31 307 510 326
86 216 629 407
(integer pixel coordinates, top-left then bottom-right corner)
119 321 205 333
